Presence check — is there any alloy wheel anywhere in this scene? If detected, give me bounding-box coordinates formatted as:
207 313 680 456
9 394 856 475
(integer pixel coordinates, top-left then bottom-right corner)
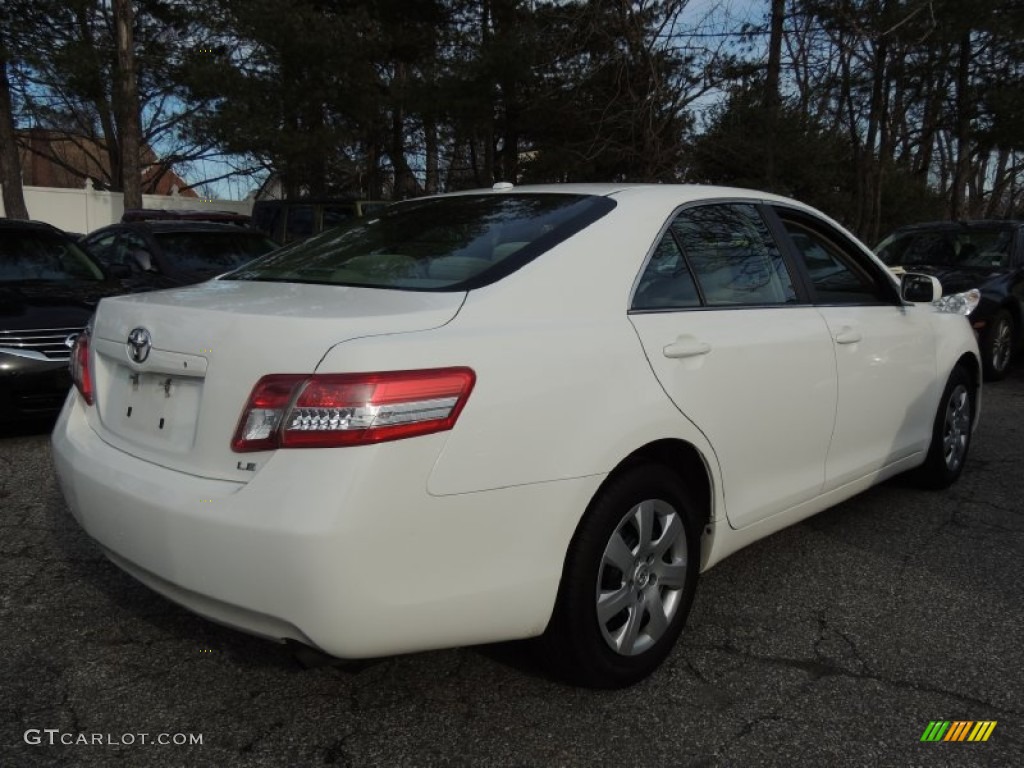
942 384 971 472
596 499 688 656
990 318 1012 374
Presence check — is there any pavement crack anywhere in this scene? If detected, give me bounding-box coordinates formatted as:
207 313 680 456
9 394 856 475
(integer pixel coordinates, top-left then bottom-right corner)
684 656 711 685
695 641 1022 715
322 729 358 766
893 511 956 586
735 711 787 739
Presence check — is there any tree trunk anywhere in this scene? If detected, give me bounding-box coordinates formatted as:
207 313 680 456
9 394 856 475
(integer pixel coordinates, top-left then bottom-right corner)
837 33 864 233
764 0 785 189
0 55 29 219
984 147 1010 218
306 100 326 197
389 108 420 198
364 133 382 199
912 46 950 180
113 0 142 209
480 0 495 185
424 116 439 195
77 4 119 190
863 26 888 241
387 62 421 198
949 32 972 219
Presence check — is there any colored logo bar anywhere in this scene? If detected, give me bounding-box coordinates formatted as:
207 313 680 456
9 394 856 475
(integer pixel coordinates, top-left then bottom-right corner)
920 721 997 742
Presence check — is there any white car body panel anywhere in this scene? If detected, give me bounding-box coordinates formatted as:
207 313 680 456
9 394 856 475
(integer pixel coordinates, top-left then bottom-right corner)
53 395 603 655
631 307 836 529
51 183 982 662
816 304 937 489
312 209 724 497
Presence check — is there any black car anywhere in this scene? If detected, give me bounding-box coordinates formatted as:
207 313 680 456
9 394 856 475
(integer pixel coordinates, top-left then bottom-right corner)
81 220 278 290
876 220 1024 380
252 198 388 244
0 220 125 424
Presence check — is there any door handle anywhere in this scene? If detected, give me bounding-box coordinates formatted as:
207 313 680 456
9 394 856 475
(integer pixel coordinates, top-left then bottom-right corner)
834 326 862 345
663 336 712 359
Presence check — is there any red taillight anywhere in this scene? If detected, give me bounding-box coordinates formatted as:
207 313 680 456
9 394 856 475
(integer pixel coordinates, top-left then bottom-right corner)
229 374 306 452
69 331 94 406
231 368 475 452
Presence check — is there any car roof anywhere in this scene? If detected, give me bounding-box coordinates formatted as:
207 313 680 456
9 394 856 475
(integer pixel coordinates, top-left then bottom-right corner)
436 182 803 205
252 198 383 205
121 208 250 224
89 221 267 236
0 218 66 233
893 220 1023 233
419 182 832 233
432 183 834 222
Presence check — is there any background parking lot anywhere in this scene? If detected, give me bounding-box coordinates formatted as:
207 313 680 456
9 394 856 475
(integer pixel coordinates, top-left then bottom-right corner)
3 368 1022 767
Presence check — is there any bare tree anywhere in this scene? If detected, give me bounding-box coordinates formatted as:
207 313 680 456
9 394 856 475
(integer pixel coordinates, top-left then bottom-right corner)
113 0 142 208
764 0 785 187
0 52 29 219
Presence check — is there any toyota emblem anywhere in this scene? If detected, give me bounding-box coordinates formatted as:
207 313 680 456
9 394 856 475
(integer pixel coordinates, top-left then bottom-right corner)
126 327 152 363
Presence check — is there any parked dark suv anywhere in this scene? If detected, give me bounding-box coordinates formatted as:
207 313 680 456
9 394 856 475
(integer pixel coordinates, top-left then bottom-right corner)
252 198 388 244
1 220 125 423
81 219 277 291
876 220 1024 380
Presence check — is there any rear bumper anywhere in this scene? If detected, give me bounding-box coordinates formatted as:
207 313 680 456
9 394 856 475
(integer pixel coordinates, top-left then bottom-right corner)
52 394 599 657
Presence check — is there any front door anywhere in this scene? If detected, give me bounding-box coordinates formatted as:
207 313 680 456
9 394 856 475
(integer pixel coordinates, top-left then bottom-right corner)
770 207 937 489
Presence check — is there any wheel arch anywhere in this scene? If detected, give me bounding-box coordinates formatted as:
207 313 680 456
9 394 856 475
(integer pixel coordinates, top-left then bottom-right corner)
540 441 712 684
594 438 715 566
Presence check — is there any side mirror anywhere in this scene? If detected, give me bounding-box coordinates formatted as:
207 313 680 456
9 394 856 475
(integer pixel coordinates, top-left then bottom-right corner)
130 250 156 272
901 273 942 303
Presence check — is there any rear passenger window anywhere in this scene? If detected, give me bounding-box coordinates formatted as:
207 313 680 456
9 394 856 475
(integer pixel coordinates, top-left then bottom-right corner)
632 233 701 310
672 204 797 307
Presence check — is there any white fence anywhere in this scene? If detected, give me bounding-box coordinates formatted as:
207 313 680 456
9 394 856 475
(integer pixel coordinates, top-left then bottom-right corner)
0 181 253 234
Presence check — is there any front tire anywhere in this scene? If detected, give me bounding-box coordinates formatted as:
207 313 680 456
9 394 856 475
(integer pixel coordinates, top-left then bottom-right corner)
539 465 701 688
913 365 974 489
981 310 1015 381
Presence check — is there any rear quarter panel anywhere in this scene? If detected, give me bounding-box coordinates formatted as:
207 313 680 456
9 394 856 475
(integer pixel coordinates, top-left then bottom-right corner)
313 200 726 513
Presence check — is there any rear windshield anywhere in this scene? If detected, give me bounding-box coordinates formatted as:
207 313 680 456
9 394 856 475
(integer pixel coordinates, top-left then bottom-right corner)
154 231 278 272
0 229 104 282
877 227 1014 269
226 193 615 290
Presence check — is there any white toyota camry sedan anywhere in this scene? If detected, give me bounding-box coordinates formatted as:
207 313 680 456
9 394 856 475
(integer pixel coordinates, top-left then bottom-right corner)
52 184 981 688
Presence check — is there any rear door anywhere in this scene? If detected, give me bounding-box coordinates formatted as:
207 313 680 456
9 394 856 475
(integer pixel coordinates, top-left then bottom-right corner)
629 202 837 530
768 206 937 489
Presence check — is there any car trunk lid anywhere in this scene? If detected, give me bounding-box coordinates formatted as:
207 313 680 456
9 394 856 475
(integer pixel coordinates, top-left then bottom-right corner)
87 279 465 481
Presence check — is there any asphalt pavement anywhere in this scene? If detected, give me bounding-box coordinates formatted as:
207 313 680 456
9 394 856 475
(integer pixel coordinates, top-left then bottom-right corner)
2 366 1022 767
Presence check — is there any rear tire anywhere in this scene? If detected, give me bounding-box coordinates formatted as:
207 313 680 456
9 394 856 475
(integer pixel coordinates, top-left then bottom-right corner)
913 365 974 489
981 310 1015 381
539 465 701 688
